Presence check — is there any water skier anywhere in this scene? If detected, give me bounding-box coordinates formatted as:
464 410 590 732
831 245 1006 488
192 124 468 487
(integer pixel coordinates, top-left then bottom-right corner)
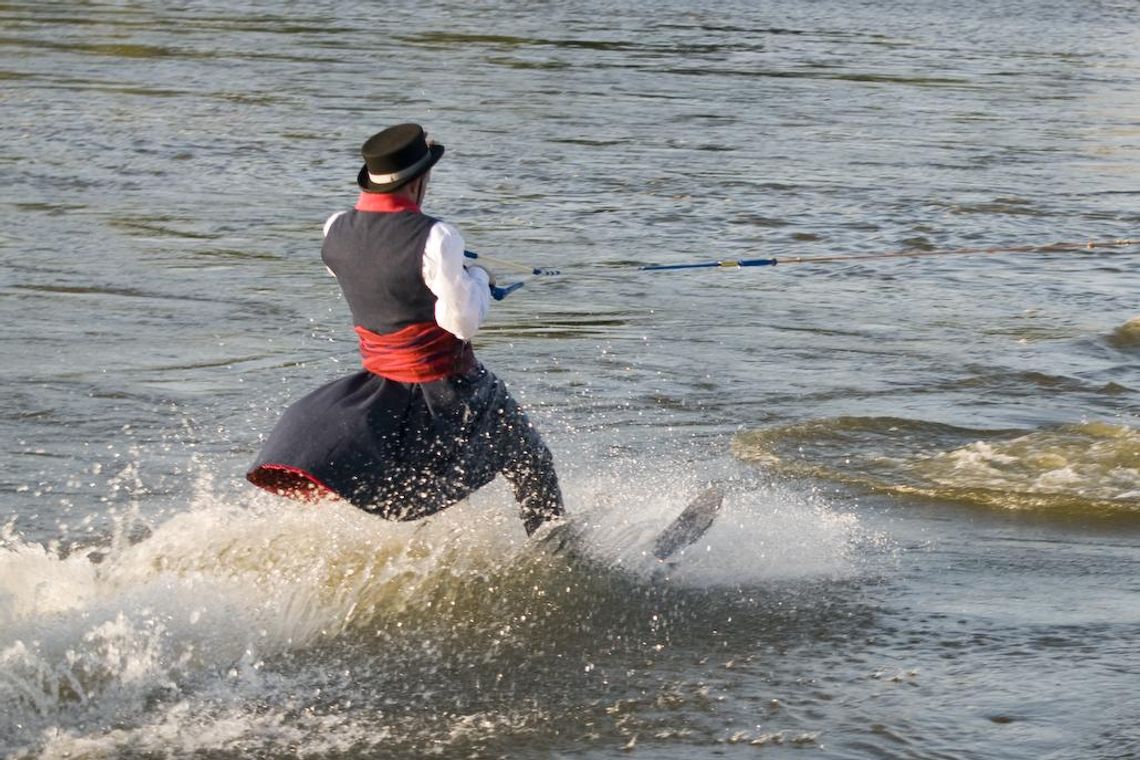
247 123 564 535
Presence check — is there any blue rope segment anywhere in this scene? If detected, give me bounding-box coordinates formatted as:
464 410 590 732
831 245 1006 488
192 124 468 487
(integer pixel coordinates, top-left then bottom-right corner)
638 257 779 271
463 250 780 299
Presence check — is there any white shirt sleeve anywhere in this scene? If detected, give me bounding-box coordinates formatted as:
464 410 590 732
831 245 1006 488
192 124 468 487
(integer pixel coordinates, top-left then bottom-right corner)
323 211 347 277
323 211 347 237
421 221 491 341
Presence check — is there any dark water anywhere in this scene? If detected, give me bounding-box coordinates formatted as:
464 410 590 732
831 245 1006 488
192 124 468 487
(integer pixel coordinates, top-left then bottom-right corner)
2 1 1139 757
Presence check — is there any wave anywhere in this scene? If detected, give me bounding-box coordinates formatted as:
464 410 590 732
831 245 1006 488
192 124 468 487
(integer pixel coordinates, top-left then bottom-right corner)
1107 316 1140 349
732 417 1140 517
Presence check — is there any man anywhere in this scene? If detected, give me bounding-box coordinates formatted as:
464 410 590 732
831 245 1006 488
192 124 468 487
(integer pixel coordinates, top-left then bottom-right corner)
247 123 564 535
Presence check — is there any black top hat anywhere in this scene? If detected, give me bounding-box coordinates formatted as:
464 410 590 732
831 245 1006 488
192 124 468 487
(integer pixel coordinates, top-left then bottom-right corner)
357 123 445 193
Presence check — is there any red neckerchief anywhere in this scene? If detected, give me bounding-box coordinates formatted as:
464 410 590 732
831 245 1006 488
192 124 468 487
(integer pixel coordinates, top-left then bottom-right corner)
354 193 421 213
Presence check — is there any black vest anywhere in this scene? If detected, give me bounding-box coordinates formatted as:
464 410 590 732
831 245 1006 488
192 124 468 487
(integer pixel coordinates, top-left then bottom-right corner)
321 210 439 334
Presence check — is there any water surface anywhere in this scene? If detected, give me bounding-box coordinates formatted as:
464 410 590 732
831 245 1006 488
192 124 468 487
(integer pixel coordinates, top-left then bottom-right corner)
1 1 1139 757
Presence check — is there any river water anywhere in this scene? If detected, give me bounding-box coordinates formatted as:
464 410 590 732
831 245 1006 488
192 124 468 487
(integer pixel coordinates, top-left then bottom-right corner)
2 1 1139 757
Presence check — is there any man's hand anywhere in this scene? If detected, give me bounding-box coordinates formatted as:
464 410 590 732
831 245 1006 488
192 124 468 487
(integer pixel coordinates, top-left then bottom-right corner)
468 264 495 287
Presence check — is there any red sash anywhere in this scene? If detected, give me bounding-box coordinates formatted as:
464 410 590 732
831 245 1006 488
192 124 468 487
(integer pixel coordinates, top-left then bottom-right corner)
355 322 475 383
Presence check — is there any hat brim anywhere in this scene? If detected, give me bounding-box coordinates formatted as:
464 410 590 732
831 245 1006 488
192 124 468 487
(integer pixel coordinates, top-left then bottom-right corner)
357 143 445 193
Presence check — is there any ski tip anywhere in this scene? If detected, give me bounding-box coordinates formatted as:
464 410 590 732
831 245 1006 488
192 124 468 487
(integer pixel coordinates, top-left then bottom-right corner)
652 485 724 561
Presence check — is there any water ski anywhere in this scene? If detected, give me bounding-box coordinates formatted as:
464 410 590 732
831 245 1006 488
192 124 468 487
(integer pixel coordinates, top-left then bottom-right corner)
652 485 723 561
536 485 724 564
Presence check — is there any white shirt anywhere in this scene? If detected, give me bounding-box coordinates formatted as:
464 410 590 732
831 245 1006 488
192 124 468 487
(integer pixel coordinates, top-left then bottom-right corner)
324 211 491 341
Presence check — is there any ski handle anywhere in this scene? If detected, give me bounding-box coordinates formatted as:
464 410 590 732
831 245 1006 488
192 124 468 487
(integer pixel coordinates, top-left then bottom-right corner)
490 281 525 300
464 250 531 300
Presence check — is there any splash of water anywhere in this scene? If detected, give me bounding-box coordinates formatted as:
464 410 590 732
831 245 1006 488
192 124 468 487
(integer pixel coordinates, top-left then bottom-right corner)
0 460 861 758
